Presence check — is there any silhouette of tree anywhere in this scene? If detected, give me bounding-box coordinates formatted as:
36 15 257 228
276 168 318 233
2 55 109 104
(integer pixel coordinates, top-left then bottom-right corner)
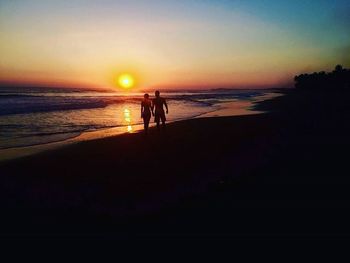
294 65 350 90
335 64 343 73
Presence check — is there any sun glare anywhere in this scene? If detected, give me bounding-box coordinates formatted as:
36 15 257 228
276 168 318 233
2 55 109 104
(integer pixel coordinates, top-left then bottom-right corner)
118 74 135 89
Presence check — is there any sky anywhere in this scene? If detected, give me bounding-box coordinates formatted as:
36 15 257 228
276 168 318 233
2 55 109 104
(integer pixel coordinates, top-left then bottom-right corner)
0 0 349 90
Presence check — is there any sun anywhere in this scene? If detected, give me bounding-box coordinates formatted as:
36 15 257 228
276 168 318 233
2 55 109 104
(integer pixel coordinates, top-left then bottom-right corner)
118 74 135 89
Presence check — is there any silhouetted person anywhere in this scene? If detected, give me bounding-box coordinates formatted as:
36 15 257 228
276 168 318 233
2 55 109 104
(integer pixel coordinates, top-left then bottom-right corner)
152 90 168 131
141 93 153 134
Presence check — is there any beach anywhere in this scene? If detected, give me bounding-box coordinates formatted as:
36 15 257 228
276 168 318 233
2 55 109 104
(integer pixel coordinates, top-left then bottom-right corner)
1 89 350 237
0 90 279 162
1 0 350 242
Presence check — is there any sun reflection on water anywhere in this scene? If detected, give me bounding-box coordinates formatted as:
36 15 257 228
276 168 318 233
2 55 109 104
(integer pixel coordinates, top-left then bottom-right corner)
123 107 133 132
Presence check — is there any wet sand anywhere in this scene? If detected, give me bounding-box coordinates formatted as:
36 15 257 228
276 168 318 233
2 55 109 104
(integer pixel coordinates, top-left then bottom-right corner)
1 89 350 238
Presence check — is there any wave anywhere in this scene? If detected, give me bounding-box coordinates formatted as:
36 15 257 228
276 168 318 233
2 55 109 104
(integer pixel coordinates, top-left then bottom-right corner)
0 89 269 150
0 97 109 116
0 122 136 149
0 94 43 98
0 96 202 116
0 132 83 150
0 89 267 116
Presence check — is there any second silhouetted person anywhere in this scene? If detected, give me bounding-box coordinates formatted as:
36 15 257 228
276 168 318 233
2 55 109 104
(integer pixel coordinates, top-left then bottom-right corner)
152 90 168 131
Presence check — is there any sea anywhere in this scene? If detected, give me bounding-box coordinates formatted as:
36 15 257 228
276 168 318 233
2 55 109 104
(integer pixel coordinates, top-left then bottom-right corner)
0 86 276 150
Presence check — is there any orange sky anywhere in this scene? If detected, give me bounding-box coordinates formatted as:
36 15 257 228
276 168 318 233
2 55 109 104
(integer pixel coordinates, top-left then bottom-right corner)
1 1 349 90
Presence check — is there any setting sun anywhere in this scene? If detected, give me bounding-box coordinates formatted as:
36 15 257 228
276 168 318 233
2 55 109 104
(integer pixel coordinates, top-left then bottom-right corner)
118 74 135 89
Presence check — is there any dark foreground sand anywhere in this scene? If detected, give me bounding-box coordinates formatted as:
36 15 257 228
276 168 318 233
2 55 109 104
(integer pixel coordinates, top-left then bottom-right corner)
1 89 350 238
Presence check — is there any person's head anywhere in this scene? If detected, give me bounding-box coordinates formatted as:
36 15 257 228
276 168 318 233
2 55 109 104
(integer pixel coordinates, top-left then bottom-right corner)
155 90 160 98
144 93 149 99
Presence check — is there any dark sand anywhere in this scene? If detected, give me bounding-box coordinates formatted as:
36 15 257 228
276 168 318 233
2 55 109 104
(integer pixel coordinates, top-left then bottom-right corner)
1 89 350 238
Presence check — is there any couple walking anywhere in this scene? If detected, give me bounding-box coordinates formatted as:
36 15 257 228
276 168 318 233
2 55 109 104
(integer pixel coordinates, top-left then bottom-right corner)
141 90 168 134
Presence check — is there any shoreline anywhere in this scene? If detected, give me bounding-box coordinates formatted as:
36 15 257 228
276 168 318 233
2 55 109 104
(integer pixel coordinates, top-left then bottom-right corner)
0 113 278 231
0 92 281 162
1 89 350 236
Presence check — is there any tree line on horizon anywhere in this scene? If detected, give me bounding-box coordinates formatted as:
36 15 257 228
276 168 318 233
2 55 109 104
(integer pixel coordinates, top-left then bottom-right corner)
294 65 350 90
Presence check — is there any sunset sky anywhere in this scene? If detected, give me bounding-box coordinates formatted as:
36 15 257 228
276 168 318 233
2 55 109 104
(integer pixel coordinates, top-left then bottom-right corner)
1 0 349 90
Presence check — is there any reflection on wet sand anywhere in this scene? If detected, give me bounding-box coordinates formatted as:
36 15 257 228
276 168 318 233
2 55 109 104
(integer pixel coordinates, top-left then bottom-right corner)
198 92 282 118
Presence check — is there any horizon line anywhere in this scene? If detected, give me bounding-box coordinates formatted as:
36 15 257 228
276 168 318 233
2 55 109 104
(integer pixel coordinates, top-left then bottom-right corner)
0 80 292 91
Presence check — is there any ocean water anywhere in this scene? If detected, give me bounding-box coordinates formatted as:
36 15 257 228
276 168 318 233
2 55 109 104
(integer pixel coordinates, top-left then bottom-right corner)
0 87 269 149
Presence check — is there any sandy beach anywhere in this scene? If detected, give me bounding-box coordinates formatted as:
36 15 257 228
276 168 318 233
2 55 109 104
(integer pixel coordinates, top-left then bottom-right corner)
1 0 350 242
1 89 350 237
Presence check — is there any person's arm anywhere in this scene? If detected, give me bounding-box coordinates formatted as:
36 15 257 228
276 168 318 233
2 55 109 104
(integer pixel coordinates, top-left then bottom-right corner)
151 100 155 116
140 102 143 118
164 99 168 114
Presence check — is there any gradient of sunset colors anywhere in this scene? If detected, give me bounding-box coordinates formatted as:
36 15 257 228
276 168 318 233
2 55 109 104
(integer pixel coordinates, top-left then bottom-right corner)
1 0 349 90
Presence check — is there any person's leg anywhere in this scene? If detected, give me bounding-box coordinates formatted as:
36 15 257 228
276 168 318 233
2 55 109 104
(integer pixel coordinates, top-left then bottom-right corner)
145 115 150 134
143 119 147 131
155 113 160 131
161 113 166 130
